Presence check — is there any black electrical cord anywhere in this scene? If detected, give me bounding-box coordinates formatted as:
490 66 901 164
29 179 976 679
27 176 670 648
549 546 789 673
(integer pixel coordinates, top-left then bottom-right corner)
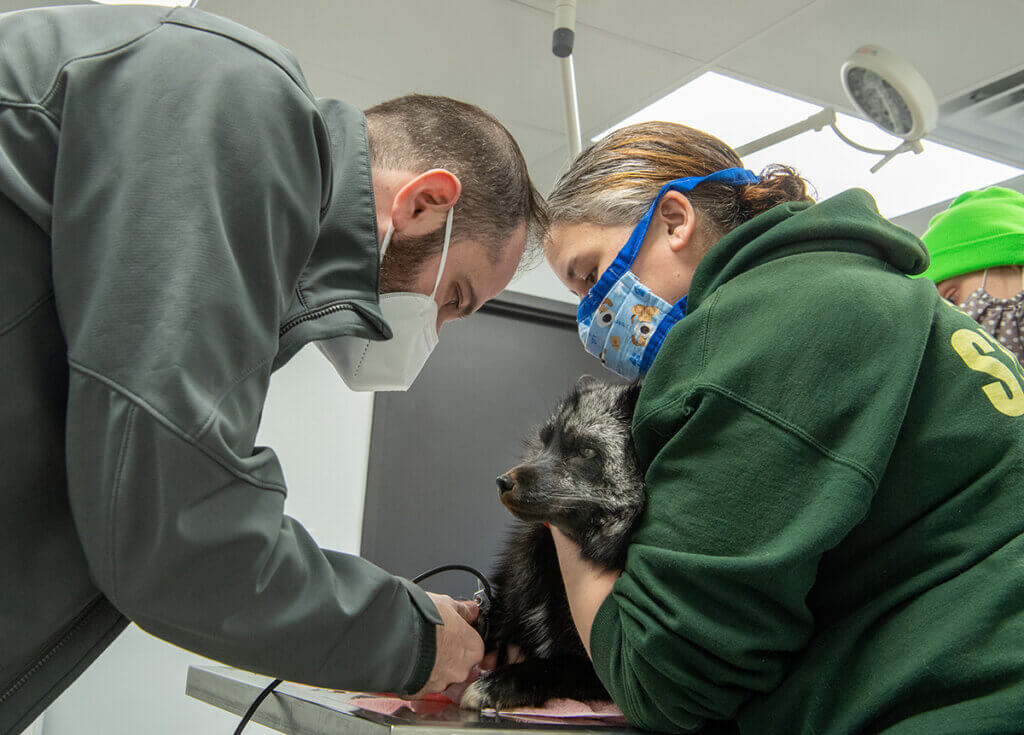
232 675 283 735
232 563 492 734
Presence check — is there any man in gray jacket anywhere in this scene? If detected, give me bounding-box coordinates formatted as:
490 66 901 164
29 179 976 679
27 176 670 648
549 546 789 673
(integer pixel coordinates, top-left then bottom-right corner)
0 5 546 732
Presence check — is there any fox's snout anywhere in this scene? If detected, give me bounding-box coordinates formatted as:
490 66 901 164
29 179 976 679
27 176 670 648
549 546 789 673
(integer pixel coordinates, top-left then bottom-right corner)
496 469 517 495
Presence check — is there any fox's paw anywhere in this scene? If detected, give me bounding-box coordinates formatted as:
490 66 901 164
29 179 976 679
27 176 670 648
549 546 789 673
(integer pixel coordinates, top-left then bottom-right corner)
459 668 543 711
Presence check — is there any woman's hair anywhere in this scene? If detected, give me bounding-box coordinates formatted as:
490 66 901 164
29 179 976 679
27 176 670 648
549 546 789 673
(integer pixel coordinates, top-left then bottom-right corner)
546 121 813 242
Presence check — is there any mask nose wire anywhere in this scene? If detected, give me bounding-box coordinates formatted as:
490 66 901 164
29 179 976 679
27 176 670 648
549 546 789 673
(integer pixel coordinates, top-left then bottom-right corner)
430 206 455 300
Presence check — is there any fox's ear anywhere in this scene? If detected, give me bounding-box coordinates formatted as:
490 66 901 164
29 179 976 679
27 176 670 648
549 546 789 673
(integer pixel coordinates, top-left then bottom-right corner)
575 374 602 392
615 380 643 417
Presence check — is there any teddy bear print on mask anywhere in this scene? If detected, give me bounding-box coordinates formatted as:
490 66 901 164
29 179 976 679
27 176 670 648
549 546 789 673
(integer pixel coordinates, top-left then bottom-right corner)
599 334 623 364
630 304 660 347
597 298 620 363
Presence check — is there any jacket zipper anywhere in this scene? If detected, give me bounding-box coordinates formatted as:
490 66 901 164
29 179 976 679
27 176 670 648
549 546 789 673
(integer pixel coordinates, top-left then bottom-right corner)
0 598 103 705
278 303 356 338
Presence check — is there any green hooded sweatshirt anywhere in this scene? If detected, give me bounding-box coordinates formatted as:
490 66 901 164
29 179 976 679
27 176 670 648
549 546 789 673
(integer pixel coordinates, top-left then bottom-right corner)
590 189 1024 733
0 6 441 732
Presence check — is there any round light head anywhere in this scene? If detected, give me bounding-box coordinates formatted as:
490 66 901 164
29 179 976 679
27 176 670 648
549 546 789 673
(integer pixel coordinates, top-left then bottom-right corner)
841 45 938 141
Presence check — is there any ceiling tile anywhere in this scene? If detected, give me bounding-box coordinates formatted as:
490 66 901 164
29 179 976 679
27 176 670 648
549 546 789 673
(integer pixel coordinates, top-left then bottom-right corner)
203 0 700 137
201 0 704 184
516 0 814 62
718 0 1024 112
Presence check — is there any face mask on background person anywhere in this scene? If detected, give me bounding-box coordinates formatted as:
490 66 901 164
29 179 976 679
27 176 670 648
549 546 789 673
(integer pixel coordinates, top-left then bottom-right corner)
318 206 454 391
960 268 1024 365
576 168 760 381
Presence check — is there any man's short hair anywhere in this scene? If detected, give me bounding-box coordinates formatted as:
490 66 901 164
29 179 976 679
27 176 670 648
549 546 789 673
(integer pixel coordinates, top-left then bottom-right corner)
365 94 547 265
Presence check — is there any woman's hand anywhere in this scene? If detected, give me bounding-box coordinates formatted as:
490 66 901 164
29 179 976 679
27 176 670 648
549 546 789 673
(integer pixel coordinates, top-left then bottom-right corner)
549 526 620 658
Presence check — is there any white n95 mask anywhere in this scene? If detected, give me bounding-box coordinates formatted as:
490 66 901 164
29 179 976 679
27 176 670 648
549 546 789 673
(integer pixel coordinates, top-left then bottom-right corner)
317 207 453 392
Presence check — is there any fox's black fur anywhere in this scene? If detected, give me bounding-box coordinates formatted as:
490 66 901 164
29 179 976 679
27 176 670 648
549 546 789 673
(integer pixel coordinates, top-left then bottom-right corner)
461 377 645 710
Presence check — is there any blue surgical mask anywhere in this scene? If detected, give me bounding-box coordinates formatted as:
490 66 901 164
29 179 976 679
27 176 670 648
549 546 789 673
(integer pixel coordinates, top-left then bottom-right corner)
577 167 760 380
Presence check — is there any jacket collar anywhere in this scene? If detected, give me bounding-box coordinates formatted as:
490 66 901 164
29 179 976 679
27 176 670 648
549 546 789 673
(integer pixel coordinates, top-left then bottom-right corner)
161 9 389 369
275 99 390 369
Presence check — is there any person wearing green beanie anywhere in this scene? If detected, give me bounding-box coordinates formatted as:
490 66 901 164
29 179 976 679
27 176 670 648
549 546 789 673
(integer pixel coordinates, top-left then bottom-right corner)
920 186 1024 362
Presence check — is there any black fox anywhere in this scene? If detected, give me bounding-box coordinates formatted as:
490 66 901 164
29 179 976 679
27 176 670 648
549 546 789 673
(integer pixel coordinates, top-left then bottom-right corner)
462 377 645 710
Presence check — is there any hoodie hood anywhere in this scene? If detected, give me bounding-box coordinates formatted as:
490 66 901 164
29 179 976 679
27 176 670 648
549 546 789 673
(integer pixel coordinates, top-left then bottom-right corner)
687 188 929 314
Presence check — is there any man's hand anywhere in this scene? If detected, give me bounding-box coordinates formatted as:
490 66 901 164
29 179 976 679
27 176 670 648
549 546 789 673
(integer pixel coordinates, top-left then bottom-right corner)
441 644 527 703
411 593 485 698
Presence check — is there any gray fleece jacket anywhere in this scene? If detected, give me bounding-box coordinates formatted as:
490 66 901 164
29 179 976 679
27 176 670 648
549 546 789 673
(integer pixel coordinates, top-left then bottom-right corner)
0 6 441 733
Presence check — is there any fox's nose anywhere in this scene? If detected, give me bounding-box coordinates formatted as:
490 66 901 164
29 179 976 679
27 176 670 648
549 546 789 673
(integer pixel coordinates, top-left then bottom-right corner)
496 473 516 494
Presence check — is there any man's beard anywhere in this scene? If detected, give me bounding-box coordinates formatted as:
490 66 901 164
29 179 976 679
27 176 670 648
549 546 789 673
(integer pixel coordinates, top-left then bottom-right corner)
378 228 446 294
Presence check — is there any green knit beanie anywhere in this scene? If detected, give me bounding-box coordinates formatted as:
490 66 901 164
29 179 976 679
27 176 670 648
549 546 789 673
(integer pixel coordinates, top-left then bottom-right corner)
918 187 1024 283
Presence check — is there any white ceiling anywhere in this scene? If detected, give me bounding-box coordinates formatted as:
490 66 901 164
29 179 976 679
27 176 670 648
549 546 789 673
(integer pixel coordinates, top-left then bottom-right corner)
184 0 1024 300
195 0 717 193
188 0 1024 194
2 0 1022 301
717 0 1024 108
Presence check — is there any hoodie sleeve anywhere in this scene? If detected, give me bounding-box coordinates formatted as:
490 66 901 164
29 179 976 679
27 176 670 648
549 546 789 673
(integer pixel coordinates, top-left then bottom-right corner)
50 21 441 694
588 389 875 733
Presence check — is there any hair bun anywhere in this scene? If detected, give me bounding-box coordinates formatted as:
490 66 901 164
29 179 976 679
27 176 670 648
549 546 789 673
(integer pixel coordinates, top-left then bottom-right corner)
739 164 814 218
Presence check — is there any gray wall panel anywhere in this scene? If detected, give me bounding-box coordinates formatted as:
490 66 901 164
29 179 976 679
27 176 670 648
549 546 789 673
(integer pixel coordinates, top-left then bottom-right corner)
360 292 620 597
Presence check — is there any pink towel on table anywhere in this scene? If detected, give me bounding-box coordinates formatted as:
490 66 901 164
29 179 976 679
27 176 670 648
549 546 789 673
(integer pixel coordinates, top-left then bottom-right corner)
499 698 626 724
351 696 452 716
352 695 625 725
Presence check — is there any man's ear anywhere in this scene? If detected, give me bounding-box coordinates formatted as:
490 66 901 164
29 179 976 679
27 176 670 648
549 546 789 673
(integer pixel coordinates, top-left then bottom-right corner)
390 169 462 237
656 191 698 254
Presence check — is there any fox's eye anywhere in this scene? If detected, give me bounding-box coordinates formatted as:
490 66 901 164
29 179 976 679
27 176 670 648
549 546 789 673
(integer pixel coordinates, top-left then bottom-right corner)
577 446 596 459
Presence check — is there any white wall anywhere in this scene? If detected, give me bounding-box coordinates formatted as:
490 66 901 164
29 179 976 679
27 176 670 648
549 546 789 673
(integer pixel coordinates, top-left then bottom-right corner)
510 265 577 306
40 345 375 735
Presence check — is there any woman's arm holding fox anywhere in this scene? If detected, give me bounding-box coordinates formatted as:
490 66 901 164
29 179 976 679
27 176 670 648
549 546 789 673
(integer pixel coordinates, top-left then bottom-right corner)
549 526 618 658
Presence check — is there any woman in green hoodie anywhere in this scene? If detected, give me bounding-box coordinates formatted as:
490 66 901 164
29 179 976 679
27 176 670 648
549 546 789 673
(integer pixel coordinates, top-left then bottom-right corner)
542 122 1024 734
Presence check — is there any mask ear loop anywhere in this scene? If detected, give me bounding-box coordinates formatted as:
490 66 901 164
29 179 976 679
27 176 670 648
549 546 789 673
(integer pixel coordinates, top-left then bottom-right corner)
982 268 989 292
378 224 395 263
429 206 455 299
